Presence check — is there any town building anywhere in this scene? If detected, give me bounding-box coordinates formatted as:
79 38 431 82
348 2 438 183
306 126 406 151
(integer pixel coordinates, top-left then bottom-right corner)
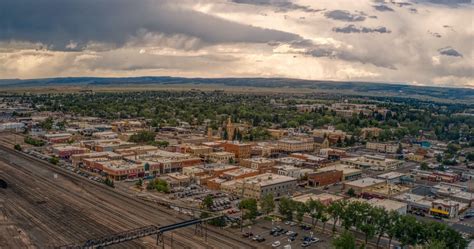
341 155 403 171
43 133 73 143
319 148 347 160
274 156 306 167
430 199 460 218
313 137 330 151
81 139 134 152
222 141 251 159
267 129 288 139
431 183 473 205
0 122 25 132
220 173 297 200
71 151 122 167
394 193 433 214
239 157 275 173
289 153 327 166
52 145 89 159
365 198 407 215
315 164 362 181
366 142 399 153
410 170 461 183
92 131 118 139
406 153 425 162
377 172 407 184
307 170 343 187
115 145 159 157
206 151 235 163
343 177 385 195
272 165 313 180
277 138 314 153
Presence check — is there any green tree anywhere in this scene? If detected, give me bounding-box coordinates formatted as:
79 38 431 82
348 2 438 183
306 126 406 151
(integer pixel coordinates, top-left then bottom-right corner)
466 152 474 161
135 178 143 188
423 240 447 249
373 208 389 248
328 200 347 234
154 140 169 148
49 156 59 165
385 211 400 248
104 178 115 188
420 162 429 170
128 130 156 143
146 180 155 190
320 212 330 232
39 117 53 130
336 137 343 147
154 179 170 193
260 193 275 215
239 198 258 224
24 136 46 146
396 143 403 154
346 188 356 197
202 195 214 210
436 153 443 163
14 144 22 151
332 230 356 249
278 197 296 221
223 130 228 140
307 199 324 228
395 215 424 247
295 202 308 224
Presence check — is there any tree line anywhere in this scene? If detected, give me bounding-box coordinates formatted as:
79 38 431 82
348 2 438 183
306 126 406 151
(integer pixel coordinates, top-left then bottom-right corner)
202 193 468 249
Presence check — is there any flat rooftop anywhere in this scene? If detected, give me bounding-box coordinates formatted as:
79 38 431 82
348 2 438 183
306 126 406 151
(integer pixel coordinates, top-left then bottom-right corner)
367 198 407 212
345 177 384 188
293 193 343 204
240 173 296 186
377 171 406 179
317 164 362 175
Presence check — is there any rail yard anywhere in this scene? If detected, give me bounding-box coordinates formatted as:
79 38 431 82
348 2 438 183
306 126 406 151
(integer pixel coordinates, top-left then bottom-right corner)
0 144 257 249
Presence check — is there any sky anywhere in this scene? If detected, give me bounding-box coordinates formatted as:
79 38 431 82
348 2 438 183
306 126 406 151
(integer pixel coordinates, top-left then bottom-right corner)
0 0 473 88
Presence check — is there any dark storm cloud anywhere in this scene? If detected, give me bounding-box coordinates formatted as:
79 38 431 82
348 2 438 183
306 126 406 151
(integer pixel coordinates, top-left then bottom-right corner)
438 47 463 57
286 39 397 69
230 0 324 13
391 1 413 7
333 25 391 34
373 5 395 11
324 10 366 22
0 0 301 51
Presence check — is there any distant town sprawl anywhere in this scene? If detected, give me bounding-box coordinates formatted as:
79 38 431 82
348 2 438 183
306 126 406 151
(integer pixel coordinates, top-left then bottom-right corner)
0 90 473 249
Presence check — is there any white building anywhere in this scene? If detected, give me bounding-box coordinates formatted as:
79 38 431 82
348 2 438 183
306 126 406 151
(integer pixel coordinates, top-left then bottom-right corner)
273 165 313 180
220 173 297 200
0 122 25 132
341 155 403 171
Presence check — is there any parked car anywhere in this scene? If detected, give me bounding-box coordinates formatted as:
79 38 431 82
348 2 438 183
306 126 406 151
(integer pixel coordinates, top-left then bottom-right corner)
252 235 265 242
300 224 311 230
241 232 253 238
272 241 281 247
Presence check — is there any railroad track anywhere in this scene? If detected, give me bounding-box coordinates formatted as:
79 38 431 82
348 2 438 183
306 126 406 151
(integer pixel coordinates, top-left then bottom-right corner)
0 144 259 249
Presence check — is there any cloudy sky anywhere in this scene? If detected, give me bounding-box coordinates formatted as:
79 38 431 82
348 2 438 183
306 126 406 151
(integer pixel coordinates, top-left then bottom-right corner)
0 0 473 87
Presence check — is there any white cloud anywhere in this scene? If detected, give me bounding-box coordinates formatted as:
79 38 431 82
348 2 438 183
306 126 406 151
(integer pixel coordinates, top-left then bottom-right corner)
0 0 472 87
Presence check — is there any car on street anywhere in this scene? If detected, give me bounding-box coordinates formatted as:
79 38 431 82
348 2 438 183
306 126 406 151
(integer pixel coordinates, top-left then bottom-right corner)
272 241 281 247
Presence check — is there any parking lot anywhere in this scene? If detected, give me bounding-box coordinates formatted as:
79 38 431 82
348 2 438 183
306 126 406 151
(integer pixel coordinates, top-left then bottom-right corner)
236 218 333 249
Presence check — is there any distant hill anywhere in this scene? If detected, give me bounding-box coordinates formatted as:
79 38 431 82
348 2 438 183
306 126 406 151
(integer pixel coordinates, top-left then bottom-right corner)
0 76 472 102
